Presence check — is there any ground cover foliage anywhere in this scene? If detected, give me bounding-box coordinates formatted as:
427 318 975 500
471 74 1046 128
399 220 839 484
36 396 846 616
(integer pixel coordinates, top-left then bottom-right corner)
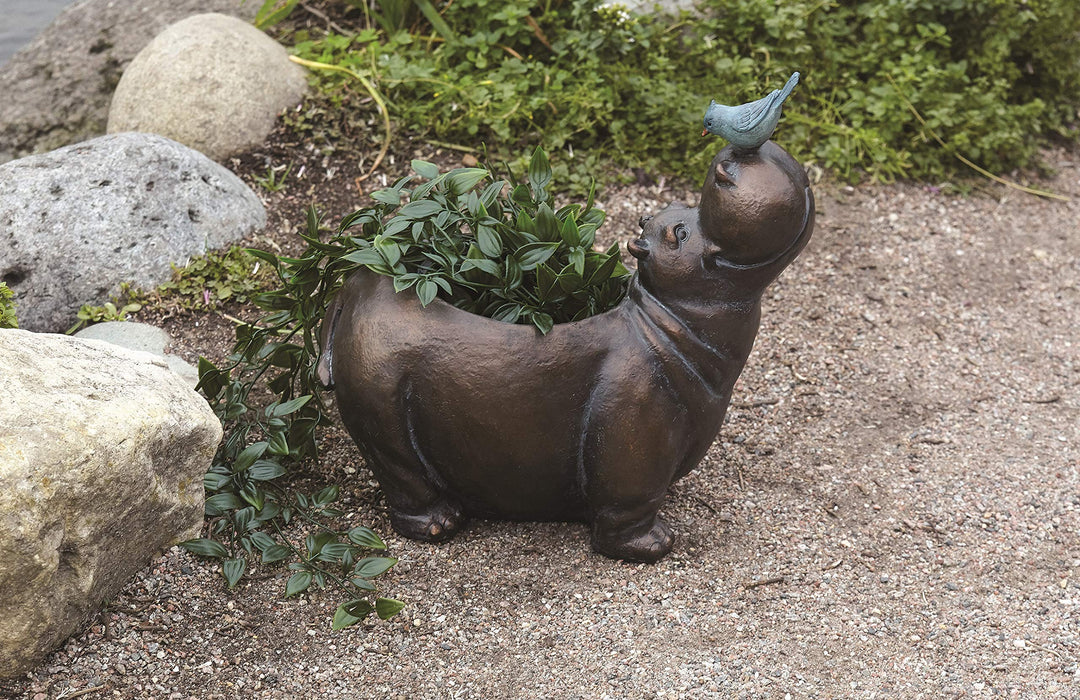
269 0 1080 184
0 282 16 328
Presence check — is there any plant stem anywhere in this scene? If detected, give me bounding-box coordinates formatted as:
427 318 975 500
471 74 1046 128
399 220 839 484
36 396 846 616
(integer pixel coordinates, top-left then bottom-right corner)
289 56 392 182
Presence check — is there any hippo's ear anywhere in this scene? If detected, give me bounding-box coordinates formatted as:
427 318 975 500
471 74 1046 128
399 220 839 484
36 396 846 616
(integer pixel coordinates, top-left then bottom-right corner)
702 240 724 265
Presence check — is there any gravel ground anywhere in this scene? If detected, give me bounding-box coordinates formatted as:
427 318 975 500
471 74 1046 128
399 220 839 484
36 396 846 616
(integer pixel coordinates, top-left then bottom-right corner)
3 139 1079 699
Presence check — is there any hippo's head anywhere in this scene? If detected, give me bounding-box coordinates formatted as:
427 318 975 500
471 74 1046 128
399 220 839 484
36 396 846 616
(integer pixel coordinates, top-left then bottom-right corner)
699 140 814 280
628 141 814 304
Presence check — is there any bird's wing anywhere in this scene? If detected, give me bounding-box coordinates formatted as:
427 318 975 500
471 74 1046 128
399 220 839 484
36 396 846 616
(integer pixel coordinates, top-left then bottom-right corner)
733 89 782 133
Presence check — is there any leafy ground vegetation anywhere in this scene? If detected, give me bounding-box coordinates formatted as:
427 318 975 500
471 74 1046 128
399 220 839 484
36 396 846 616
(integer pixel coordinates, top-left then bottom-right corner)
263 0 1080 184
0 282 16 328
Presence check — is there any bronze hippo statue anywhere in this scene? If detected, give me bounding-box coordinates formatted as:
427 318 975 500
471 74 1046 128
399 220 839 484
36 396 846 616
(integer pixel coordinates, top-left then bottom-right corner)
319 141 814 562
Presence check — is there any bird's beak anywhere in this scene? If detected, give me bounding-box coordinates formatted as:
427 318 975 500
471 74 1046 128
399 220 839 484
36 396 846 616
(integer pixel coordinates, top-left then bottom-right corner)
701 128 708 137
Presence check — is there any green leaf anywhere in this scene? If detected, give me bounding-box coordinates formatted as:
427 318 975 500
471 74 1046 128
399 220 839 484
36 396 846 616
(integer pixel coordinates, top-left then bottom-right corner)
491 303 523 323
370 188 402 205
399 200 443 220
248 461 287 481
341 248 385 266
353 556 398 579
205 493 245 516
537 263 558 299
504 257 523 290
203 472 231 491
320 542 353 560
181 538 229 559
530 311 554 335
306 531 336 556
348 526 387 550
254 0 299 29
476 226 501 257
376 239 402 267
515 242 559 270
413 0 457 41
249 531 277 551
411 159 440 179
285 571 312 597
416 279 439 306
578 223 598 249
534 203 559 242
375 597 406 620
351 577 377 592
447 168 489 195
234 442 269 472
587 251 622 287
271 395 311 417
528 146 552 195
267 431 289 456
314 485 340 505
460 258 501 277
558 268 584 293
222 558 247 589
569 248 586 276
560 216 581 247
332 600 373 630
261 544 291 564
195 357 227 398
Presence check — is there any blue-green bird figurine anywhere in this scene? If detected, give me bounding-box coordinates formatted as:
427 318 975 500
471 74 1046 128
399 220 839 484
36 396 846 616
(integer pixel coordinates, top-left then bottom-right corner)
702 72 800 151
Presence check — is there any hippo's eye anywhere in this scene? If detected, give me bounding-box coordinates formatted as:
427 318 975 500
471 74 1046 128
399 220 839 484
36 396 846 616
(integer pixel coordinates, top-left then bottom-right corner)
638 215 652 229
664 223 689 247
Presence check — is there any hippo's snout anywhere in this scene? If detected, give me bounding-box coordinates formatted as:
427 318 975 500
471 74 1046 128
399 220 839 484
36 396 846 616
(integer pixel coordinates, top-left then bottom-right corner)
628 237 650 260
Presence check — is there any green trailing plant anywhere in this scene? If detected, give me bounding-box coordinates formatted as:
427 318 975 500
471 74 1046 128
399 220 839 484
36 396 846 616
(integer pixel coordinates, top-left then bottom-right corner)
187 263 402 625
0 282 17 329
188 147 623 625
281 0 1080 184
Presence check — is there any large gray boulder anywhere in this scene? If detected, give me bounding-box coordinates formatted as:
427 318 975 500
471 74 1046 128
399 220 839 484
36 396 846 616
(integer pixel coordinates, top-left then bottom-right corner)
0 328 221 680
107 13 308 162
0 0 258 164
0 132 266 333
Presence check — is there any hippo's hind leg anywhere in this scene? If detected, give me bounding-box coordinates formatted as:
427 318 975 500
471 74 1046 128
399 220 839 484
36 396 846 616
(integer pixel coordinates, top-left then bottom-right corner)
339 377 464 542
582 385 679 563
362 440 464 543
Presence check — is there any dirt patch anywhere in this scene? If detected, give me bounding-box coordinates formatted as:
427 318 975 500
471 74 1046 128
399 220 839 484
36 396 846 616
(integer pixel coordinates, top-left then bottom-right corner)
4 98 1080 700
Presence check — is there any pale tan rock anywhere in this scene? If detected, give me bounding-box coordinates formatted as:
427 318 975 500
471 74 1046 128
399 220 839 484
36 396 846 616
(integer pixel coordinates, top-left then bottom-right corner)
0 328 221 679
0 0 259 164
107 13 308 162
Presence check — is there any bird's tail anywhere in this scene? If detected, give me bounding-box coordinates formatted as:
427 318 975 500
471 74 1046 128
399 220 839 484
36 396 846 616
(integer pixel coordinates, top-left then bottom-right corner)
779 72 800 102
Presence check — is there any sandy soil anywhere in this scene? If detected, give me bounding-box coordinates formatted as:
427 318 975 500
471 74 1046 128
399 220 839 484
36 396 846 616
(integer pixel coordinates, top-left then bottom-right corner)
3 117 1080 698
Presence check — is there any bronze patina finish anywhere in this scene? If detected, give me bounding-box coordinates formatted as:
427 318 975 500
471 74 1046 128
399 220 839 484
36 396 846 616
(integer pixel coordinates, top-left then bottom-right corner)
320 140 814 562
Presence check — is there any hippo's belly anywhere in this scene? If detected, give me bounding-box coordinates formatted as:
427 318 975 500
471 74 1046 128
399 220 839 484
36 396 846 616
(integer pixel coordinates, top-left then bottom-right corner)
329 271 629 520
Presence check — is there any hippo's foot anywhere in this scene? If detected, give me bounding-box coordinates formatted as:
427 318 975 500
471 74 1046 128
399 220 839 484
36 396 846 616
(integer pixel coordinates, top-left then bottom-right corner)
591 517 674 563
390 499 464 543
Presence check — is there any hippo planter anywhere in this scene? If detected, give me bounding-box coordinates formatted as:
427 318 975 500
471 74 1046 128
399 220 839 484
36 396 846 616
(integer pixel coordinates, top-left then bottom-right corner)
319 141 814 562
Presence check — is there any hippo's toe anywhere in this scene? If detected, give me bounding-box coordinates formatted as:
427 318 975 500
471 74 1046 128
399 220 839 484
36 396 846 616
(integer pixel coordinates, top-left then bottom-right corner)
390 499 465 543
592 517 674 564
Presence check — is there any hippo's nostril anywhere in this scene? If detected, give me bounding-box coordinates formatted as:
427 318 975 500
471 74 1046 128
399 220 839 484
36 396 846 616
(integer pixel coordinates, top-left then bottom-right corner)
638 215 653 229
627 238 650 260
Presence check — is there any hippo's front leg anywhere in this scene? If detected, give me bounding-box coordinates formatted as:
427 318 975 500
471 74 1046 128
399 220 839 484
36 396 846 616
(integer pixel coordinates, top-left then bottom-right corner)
581 377 682 563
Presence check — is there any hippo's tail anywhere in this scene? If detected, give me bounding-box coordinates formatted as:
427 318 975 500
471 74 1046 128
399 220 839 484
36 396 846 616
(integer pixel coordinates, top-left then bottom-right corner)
316 295 344 390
